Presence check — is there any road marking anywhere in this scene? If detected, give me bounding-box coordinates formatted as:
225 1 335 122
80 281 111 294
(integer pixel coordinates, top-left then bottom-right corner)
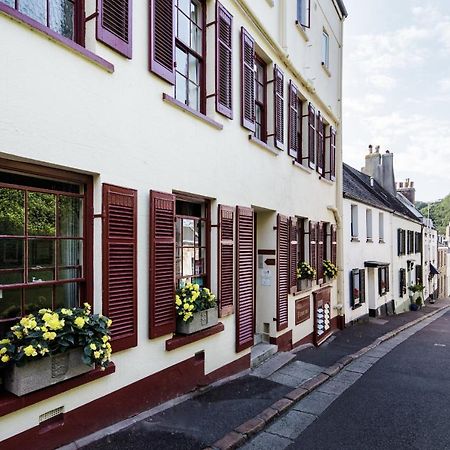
434 343 446 347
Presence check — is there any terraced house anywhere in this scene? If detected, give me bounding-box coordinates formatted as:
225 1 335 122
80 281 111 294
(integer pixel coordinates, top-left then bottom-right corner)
0 0 346 447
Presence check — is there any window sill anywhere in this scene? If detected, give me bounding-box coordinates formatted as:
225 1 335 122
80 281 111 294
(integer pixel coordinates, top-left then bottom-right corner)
0 4 114 73
165 322 224 351
0 363 115 418
319 176 334 185
321 62 332 78
352 303 364 311
295 21 309 42
292 160 312 174
162 94 223 130
248 135 279 155
367 238 373 243
351 237 360 242
379 239 385 244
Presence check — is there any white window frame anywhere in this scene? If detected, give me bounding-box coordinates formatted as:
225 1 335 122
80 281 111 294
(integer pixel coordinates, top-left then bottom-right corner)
322 29 330 69
351 204 358 239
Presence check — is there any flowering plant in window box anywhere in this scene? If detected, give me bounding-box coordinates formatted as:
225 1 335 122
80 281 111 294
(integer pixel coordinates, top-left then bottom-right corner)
0 303 112 396
297 262 316 291
323 260 338 279
175 283 218 334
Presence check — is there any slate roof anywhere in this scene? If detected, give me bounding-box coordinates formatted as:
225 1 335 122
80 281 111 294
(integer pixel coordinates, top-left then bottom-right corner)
343 163 422 223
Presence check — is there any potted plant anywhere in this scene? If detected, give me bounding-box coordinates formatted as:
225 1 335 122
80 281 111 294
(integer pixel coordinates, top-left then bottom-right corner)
323 260 338 281
175 283 218 335
297 261 316 291
408 284 425 311
0 303 112 396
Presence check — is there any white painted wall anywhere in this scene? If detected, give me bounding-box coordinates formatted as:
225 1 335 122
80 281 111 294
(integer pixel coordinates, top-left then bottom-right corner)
0 0 345 441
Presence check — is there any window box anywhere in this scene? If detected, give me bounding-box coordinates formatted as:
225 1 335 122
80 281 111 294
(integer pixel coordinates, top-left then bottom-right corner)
4 347 92 397
176 307 218 335
298 278 313 292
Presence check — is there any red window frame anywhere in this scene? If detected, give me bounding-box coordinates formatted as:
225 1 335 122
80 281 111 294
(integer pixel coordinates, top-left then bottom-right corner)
0 158 93 335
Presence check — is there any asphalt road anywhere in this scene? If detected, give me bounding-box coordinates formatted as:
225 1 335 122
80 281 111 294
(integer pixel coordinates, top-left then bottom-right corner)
288 310 450 450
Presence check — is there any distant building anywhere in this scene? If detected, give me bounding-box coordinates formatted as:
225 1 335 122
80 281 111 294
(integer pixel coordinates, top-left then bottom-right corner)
437 235 448 299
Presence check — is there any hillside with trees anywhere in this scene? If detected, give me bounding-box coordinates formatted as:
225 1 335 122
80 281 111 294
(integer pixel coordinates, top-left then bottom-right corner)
416 194 450 235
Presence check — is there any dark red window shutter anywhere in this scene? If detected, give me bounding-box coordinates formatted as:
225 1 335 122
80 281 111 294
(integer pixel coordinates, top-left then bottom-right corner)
331 224 337 266
241 27 255 132
385 266 390 292
317 222 324 281
277 214 289 331
309 221 317 280
308 103 316 169
288 80 299 159
216 2 233 119
330 127 336 181
316 112 324 175
359 269 366 303
274 65 285 150
102 184 137 352
218 205 234 317
149 190 176 338
236 206 255 352
97 0 132 58
289 217 298 292
149 0 175 84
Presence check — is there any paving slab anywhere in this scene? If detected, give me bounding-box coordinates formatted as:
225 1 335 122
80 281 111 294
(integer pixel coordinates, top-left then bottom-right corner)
240 431 292 450
316 379 351 396
292 391 338 416
265 410 317 440
332 369 363 385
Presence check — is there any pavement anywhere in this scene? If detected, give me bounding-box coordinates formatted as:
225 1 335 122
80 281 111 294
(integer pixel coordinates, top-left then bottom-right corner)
62 298 450 450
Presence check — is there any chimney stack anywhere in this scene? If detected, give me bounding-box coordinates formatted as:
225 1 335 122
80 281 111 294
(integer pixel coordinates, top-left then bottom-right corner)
397 177 416 204
362 146 396 195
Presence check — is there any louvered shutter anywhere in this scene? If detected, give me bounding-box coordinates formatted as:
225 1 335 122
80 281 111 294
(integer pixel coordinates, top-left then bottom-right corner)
149 190 176 338
330 127 336 181
149 0 175 83
308 103 316 169
378 268 382 295
359 269 366 303
317 222 324 282
350 270 355 307
241 27 255 132
216 3 233 119
397 229 402 256
331 224 337 266
102 184 137 352
274 65 285 150
97 0 132 58
236 206 255 352
309 221 317 280
289 217 298 292
316 112 324 175
218 205 234 317
288 80 299 159
277 214 289 331
385 267 390 292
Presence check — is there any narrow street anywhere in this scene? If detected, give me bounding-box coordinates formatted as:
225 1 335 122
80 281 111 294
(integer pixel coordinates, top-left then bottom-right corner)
244 308 450 450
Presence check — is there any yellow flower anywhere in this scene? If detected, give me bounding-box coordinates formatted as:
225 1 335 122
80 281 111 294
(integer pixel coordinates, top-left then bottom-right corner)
93 351 101 359
39 308 51 315
61 308 73 316
1 355 10 363
0 338 10 345
83 302 91 310
102 335 109 343
107 319 112 328
13 331 23 339
74 317 86 328
39 348 49 356
24 345 38 357
193 284 199 291
43 331 57 341
0 347 6 355
175 295 182 306
184 303 190 310
189 304 194 311
90 343 97 350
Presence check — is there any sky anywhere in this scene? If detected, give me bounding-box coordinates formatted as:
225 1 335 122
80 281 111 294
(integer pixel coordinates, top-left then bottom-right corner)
343 0 450 202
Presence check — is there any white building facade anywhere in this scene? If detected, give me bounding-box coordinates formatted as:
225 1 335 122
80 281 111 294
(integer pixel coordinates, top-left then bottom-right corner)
0 0 346 446
343 149 423 324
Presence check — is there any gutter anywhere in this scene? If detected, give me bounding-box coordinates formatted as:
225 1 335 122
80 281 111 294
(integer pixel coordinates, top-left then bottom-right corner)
336 0 348 18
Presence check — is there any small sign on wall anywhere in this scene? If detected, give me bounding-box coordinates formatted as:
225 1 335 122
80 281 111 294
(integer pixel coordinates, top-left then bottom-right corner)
295 297 310 325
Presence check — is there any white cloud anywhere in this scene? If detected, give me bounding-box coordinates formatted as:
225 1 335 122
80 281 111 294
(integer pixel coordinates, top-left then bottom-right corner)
367 74 397 90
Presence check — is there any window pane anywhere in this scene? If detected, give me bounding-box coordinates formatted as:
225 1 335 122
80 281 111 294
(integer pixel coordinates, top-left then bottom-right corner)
59 267 80 280
188 81 200 111
28 269 54 283
183 219 195 245
194 248 205 275
59 239 82 267
0 188 25 235
178 0 190 15
0 239 24 270
176 46 188 76
0 0 15 7
59 196 83 237
28 192 56 236
25 286 52 315
182 247 195 276
191 276 204 287
49 0 74 40
177 10 190 44
55 282 78 309
188 54 199 84
19 0 47 25
0 271 23 285
175 247 182 277
190 0 201 26
175 72 188 104
29 239 55 268
0 289 21 320
191 25 202 54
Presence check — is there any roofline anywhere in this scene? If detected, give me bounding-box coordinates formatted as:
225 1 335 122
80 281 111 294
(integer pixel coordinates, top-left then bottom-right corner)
336 0 348 18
